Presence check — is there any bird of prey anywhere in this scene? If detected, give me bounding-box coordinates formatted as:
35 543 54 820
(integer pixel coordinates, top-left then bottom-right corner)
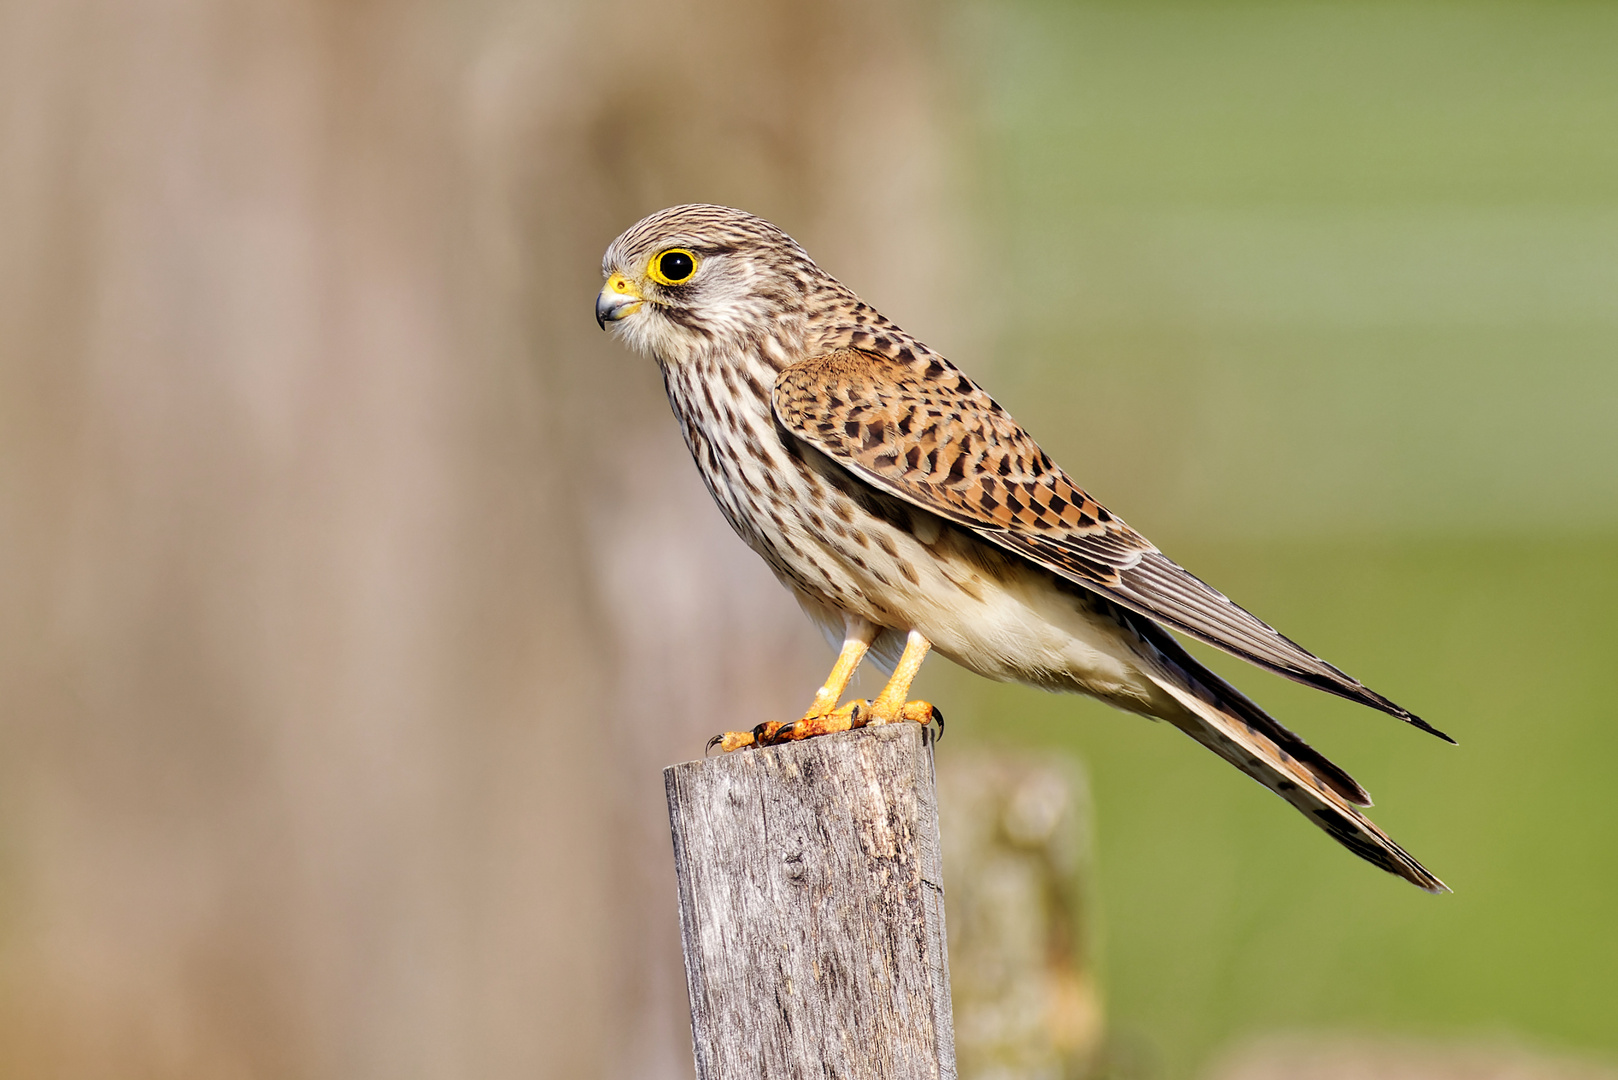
596 204 1449 892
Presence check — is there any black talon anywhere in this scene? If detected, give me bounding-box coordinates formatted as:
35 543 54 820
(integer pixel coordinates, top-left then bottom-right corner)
705 733 725 755
931 705 944 740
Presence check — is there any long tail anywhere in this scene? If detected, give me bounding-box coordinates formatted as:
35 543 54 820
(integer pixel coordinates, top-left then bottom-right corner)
1128 613 1448 894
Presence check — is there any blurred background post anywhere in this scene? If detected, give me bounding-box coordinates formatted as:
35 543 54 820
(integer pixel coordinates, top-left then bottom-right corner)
2 1 1616 1078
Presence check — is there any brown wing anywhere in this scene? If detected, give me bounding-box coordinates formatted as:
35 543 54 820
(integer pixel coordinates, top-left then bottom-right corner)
774 348 1451 742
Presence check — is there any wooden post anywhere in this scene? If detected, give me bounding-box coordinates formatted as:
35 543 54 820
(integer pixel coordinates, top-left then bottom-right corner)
664 723 956 1080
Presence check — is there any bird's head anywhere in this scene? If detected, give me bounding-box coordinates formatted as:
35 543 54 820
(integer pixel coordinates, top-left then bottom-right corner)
597 204 822 365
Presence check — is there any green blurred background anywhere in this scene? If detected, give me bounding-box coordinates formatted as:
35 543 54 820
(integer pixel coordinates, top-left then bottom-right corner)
932 2 1618 1077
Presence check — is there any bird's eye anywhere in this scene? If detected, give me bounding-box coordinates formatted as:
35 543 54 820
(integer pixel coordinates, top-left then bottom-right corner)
649 248 698 286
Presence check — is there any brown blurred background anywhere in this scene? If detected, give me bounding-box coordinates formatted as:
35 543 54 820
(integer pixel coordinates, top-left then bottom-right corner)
0 0 968 1075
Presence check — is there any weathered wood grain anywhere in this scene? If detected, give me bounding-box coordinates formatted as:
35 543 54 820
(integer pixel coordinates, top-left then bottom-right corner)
665 723 956 1080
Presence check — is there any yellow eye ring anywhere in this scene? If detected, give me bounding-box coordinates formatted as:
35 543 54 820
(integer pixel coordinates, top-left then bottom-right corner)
647 248 699 286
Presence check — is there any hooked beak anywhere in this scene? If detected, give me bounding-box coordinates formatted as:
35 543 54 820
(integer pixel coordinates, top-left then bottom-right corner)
596 273 643 329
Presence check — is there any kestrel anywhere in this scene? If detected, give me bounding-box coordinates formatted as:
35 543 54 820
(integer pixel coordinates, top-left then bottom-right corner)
597 204 1449 892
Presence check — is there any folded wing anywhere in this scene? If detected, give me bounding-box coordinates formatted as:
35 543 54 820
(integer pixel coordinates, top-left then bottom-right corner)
774 347 1450 742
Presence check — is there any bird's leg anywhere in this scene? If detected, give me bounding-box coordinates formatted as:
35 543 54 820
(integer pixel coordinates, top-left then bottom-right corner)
710 617 877 752
797 616 879 722
865 630 941 729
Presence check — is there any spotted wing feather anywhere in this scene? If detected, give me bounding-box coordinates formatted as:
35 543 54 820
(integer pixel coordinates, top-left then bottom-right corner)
773 348 1450 742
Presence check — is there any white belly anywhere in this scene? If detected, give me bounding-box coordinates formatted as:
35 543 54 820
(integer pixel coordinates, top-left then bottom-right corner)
786 507 1162 711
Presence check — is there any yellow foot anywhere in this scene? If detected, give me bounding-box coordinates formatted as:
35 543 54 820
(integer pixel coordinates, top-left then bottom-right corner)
869 700 944 731
705 700 943 754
